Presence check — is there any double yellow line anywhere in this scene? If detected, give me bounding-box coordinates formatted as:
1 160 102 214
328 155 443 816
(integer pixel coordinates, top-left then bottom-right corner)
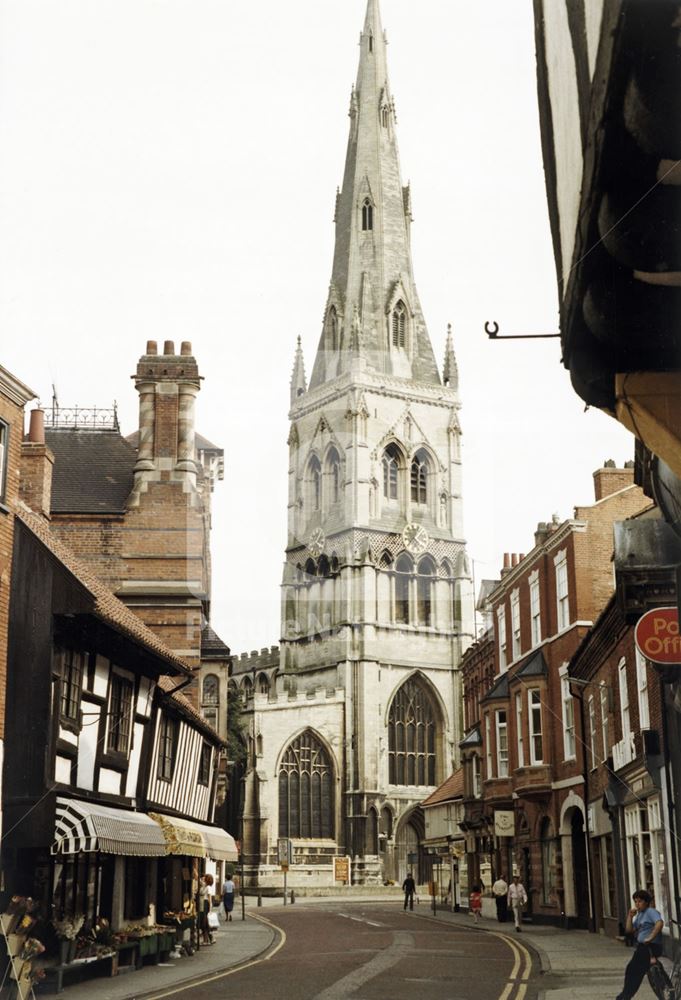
488 928 532 1000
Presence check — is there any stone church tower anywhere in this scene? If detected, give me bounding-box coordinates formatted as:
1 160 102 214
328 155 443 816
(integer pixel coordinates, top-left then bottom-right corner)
234 0 473 886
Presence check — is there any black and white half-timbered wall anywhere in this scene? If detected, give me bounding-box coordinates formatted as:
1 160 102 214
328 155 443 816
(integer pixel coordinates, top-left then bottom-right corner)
3 506 234 935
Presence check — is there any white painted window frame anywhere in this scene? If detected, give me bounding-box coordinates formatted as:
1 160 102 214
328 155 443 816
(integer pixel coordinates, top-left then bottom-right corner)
529 570 541 647
635 647 650 730
485 714 492 779
510 588 521 660
554 549 569 631
515 691 524 768
560 665 576 761
495 709 508 778
600 682 609 761
497 606 507 672
588 694 597 771
528 688 543 765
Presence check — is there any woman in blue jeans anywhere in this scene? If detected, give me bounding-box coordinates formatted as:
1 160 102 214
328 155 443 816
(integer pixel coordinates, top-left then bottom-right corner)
616 890 664 1000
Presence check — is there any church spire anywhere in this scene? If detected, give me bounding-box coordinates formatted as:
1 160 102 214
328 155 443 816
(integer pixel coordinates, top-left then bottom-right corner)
308 0 441 391
290 336 307 405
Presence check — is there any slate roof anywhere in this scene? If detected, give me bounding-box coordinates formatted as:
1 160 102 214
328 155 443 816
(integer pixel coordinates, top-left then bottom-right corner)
481 672 510 702
46 429 135 514
15 504 192 677
459 725 482 747
515 650 548 679
422 768 464 807
201 623 231 659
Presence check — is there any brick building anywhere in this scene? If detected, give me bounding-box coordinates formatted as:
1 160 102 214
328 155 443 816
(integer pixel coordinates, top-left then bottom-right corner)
0 365 37 835
461 462 650 925
38 341 226 701
568 585 673 942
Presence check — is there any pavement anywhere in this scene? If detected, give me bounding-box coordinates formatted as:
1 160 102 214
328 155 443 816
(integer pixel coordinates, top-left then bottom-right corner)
46 909 276 1000
45 894 666 1000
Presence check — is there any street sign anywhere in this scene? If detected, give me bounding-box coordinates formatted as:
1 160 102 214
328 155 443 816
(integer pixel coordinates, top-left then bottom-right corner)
635 606 681 665
333 857 350 884
277 837 292 869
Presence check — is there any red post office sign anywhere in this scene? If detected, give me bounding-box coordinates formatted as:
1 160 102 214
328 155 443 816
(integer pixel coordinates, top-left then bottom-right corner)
635 607 681 664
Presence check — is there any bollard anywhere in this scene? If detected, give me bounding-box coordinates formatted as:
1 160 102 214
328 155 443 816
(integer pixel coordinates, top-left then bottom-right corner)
291 889 295 905
257 892 262 907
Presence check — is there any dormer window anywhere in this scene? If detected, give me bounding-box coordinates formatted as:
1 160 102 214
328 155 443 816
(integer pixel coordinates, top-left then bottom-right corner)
381 105 389 128
362 199 373 231
391 300 406 348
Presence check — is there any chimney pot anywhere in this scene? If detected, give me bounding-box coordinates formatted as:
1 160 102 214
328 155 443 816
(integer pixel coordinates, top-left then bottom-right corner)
163 340 175 356
604 458 616 468
146 340 158 356
503 553 511 569
180 341 192 356
519 553 525 561
511 553 518 567
28 408 45 444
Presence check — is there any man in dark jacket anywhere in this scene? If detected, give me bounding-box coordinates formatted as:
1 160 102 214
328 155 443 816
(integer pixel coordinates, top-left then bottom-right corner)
403 872 416 911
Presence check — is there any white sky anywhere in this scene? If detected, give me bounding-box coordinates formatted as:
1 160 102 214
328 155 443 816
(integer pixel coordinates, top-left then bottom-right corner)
0 0 633 654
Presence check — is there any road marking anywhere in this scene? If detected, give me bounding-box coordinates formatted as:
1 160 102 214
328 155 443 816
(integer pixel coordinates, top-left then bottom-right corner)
337 912 384 927
312 930 414 1000
140 912 286 999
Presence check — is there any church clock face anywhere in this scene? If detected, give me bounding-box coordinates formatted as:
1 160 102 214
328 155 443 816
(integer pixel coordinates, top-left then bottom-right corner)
308 527 325 557
402 523 429 555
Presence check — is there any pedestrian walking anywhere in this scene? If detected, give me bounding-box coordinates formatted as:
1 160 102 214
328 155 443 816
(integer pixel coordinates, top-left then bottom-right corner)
492 874 509 923
222 873 236 922
199 873 214 944
469 884 482 924
402 872 416 911
507 874 527 932
616 890 664 1000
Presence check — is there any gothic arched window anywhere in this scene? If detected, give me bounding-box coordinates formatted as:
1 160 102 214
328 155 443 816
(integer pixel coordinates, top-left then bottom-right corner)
395 552 413 624
366 808 378 855
242 676 253 704
417 556 435 627
202 674 219 707
257 673 270 696
362 198 373 231
327 447 341 505
388 676 437 786
391 300 407 348
278 730 334 839
328 306 338 351
382 443 401 501
308 456 322 511
410 450 429 505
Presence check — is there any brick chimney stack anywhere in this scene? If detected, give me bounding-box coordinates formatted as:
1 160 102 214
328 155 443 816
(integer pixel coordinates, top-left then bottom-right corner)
130 340 202 503
19 408 54 519
593 459 635 502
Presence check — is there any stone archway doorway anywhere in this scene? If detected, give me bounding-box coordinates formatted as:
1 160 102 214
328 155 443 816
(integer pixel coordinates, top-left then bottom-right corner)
394 808 430 885
571 809 590 928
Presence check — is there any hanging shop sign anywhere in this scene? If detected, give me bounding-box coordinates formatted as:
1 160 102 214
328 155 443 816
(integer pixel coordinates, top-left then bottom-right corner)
494 811 515 838
635 607 681 665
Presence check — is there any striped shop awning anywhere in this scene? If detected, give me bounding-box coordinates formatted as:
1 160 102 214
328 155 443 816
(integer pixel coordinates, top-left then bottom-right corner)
190 821 239 862
52 798 167 857
148 813 239 861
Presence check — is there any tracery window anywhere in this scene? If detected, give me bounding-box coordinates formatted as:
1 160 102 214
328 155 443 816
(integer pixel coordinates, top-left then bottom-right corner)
410 450 429 504
382 443 401 501
417 556 435 627
327 448 341 504
308 456 321 511
391 300 406 348
388 677 437 786
395 553 413 624
278 730 334 839
257 673 270 696
202 674 219 706
362 198 373 231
